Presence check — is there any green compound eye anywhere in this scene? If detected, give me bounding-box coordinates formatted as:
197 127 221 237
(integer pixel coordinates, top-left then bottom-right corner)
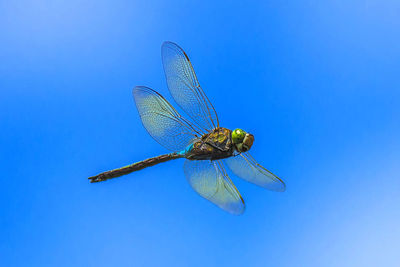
232 128 246 144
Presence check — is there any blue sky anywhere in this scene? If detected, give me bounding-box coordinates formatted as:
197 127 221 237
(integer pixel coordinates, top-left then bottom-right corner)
1 1 399 266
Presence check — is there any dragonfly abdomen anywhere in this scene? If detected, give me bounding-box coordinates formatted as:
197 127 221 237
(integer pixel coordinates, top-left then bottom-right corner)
89 153 183 183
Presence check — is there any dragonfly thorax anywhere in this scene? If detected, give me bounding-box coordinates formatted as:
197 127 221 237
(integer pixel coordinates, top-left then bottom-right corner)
185 127 235 160
184 127 254 160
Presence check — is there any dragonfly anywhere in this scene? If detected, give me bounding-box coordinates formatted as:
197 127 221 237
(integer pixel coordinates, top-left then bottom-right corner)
89 41 286 214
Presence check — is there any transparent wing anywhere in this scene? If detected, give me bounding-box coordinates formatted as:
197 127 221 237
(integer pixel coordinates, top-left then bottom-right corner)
224 153 286 192
161 41 219 132
133 86 202 152
184 159 245 215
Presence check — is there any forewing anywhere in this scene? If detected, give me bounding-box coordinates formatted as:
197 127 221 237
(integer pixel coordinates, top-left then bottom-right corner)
224 153 286 192
133 86 201 152
161 41 219 132
183 159 245 215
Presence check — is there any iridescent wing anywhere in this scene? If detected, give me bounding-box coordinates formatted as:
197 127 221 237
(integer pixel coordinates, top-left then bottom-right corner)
184 159 245 215
224 153 286 192
133 86 202 152
161 41 219 132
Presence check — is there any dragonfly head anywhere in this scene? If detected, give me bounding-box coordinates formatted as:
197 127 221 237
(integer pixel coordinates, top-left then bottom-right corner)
232 128 254 153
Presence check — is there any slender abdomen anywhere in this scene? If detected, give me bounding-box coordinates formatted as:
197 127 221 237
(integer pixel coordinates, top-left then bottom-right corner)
89 153 182 183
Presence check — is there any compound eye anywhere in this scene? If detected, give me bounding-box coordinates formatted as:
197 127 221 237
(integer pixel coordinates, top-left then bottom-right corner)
232 128 246 144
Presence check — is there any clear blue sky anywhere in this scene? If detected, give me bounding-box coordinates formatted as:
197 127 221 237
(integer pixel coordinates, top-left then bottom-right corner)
1 1 399 266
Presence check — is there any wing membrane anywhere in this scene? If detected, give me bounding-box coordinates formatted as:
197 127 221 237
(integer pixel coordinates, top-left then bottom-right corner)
184 159 245 215
133 86 201 152
224 153 286 192
161 41 219 132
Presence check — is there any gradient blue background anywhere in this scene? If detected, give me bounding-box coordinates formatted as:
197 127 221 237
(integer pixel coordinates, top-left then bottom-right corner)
1 1 399 266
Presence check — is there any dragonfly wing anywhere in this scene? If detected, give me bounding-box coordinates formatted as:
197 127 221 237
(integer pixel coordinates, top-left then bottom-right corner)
224 153 286 192
183 159 245 215
133 86 201 152
161 41 219 132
